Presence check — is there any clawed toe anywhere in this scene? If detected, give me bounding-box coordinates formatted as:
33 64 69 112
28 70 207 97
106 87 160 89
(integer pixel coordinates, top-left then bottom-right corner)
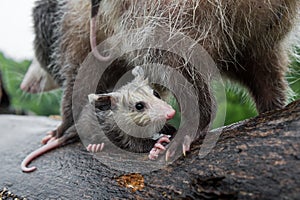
182 135 192 156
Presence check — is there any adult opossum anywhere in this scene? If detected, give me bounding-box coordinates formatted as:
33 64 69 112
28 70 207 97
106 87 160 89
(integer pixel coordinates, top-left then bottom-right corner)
23 0 299 163
21 66 176 172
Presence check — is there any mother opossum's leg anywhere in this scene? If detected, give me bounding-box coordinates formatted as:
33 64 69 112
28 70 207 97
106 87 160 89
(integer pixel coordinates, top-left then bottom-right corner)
230 50 288 113
165 69 213 160
43 74 76 141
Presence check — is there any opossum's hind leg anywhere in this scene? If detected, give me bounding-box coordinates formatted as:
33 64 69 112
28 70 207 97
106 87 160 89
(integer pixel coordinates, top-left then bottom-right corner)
163 135 193 162
21 126 78 173
238 50 288 113
42 125 79 145
50 75 76 139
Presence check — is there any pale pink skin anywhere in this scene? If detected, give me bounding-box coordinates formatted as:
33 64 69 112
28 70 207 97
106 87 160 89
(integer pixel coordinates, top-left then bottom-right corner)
21 137 62 172
21 130 71 173
86 143 105 152
90 15 110 62
148 136 171 160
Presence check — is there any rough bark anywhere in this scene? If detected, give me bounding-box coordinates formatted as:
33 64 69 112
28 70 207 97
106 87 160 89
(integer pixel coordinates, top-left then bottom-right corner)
0 100 299 200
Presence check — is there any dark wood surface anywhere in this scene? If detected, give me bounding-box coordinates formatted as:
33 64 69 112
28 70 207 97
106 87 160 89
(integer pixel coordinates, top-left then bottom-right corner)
0 100 299 199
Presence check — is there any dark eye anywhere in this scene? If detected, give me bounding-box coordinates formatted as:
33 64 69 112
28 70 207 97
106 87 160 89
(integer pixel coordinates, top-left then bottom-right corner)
135 102 145 111
153 90 161 99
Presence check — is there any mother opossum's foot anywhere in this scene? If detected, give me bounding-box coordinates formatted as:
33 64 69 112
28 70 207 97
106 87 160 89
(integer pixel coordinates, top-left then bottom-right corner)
86 143 105 153
148 136 171 160
165 135 192 161
41 131 55 144
41 122 71 144
41 124 76 144
41 129 59 144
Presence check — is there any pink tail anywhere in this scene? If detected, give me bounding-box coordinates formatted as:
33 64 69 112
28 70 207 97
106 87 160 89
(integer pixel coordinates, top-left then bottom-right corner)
21 139 61 173
90 16 110 62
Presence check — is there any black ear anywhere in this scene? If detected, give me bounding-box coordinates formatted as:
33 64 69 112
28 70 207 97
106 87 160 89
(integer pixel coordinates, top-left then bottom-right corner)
95 96 113 111
88 93 118 111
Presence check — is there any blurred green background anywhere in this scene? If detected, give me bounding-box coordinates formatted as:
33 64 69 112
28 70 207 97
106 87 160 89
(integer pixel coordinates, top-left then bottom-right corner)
0 52 62 116
0 50 299 127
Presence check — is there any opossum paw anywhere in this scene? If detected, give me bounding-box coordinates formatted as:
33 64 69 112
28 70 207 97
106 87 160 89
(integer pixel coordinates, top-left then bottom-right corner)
86 143 105 153
148 136 170 160
182 135 192 156
41 131 57 144
165 135 192 162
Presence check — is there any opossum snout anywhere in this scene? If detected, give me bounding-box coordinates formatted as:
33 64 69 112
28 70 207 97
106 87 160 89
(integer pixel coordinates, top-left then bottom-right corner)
152 103 176 120
166 109 176 120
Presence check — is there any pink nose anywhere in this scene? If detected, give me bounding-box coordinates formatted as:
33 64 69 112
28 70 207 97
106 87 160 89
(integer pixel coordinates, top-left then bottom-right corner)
166 109 176 120
20 83 26 91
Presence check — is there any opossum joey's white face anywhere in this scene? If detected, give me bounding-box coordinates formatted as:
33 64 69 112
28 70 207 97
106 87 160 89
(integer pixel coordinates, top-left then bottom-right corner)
119 84 176 127
88 66 176 127
88 84 176 127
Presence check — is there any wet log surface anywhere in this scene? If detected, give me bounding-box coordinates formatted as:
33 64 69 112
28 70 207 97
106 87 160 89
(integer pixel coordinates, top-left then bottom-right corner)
0 100 299 199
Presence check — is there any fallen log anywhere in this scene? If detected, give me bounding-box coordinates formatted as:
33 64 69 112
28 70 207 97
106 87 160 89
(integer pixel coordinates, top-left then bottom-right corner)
0 100 299 199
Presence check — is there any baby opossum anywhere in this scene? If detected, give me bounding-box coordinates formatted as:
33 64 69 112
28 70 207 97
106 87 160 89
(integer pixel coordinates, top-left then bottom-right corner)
21 66 176 172
24 0 299 165
83 66 176 156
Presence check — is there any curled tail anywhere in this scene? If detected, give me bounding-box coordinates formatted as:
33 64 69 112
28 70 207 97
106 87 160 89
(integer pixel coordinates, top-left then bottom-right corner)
90 0 111 62
21 139 62 172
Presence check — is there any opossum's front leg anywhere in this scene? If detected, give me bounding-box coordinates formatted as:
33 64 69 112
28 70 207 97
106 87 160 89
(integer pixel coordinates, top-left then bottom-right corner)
45 75 76 141
162 68 212 161
148 134 191 161
236 51 288 113
148 135 171 160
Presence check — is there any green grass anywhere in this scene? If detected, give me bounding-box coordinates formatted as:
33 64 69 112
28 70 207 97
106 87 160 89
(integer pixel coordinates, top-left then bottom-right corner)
0 52 61 116
288 52 300 100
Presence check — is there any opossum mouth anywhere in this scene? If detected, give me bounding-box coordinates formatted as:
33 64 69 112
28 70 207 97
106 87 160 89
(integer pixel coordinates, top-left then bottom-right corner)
151 123 177 140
